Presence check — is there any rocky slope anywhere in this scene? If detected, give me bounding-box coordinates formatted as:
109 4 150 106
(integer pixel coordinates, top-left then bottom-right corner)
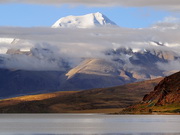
143 71 180 105
122 71 180 114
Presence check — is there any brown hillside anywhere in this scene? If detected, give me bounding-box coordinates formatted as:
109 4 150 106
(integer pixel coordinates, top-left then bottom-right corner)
0 78 162 113
123 71 180 114
143 71 180 105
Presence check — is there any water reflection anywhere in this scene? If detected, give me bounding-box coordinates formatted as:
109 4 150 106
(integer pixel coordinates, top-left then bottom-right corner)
13 133 180 135
0 114 179 135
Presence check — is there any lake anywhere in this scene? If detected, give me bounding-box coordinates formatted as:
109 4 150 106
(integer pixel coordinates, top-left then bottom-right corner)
0 114 179 135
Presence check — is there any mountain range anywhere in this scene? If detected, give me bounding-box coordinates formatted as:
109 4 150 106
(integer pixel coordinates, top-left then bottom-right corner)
0 70 179 113
0 12 179 99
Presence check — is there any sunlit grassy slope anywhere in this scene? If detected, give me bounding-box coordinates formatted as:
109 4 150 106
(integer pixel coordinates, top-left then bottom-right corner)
0 78 162 113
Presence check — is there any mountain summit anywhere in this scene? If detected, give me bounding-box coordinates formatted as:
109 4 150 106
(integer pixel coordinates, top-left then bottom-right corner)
52 12 117 28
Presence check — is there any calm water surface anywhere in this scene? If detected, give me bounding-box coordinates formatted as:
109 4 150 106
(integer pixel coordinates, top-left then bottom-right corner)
0 114 179 135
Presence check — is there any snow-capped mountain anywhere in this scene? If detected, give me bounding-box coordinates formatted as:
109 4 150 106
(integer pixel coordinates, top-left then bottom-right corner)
0 12 180 98
52 12 117 28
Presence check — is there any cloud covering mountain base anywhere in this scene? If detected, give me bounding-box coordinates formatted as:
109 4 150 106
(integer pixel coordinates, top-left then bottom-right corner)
0 26 180 70
0 14 180 97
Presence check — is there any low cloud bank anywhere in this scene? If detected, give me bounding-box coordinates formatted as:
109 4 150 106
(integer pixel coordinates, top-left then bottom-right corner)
0 25 180 72
157 60 180 71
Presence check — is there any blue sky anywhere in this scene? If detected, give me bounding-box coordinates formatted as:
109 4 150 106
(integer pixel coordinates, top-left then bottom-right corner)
0 3 178 28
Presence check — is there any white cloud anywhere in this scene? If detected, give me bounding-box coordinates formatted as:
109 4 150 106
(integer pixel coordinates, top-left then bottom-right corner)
157 60 180 71
3 54 63 71
159 16 180 23
151 16 180 31
0 0 180 10
0 26 180 71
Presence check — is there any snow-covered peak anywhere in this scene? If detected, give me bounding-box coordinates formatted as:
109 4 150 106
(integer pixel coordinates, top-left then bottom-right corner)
52 12 117 28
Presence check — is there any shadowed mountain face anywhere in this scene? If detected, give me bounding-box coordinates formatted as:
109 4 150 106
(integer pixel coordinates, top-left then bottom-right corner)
0 78 162 113
0 46 179 99
123 71 180 114
0 69 64 98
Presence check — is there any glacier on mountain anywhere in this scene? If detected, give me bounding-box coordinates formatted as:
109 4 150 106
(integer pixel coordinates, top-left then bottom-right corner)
52 12 117 28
